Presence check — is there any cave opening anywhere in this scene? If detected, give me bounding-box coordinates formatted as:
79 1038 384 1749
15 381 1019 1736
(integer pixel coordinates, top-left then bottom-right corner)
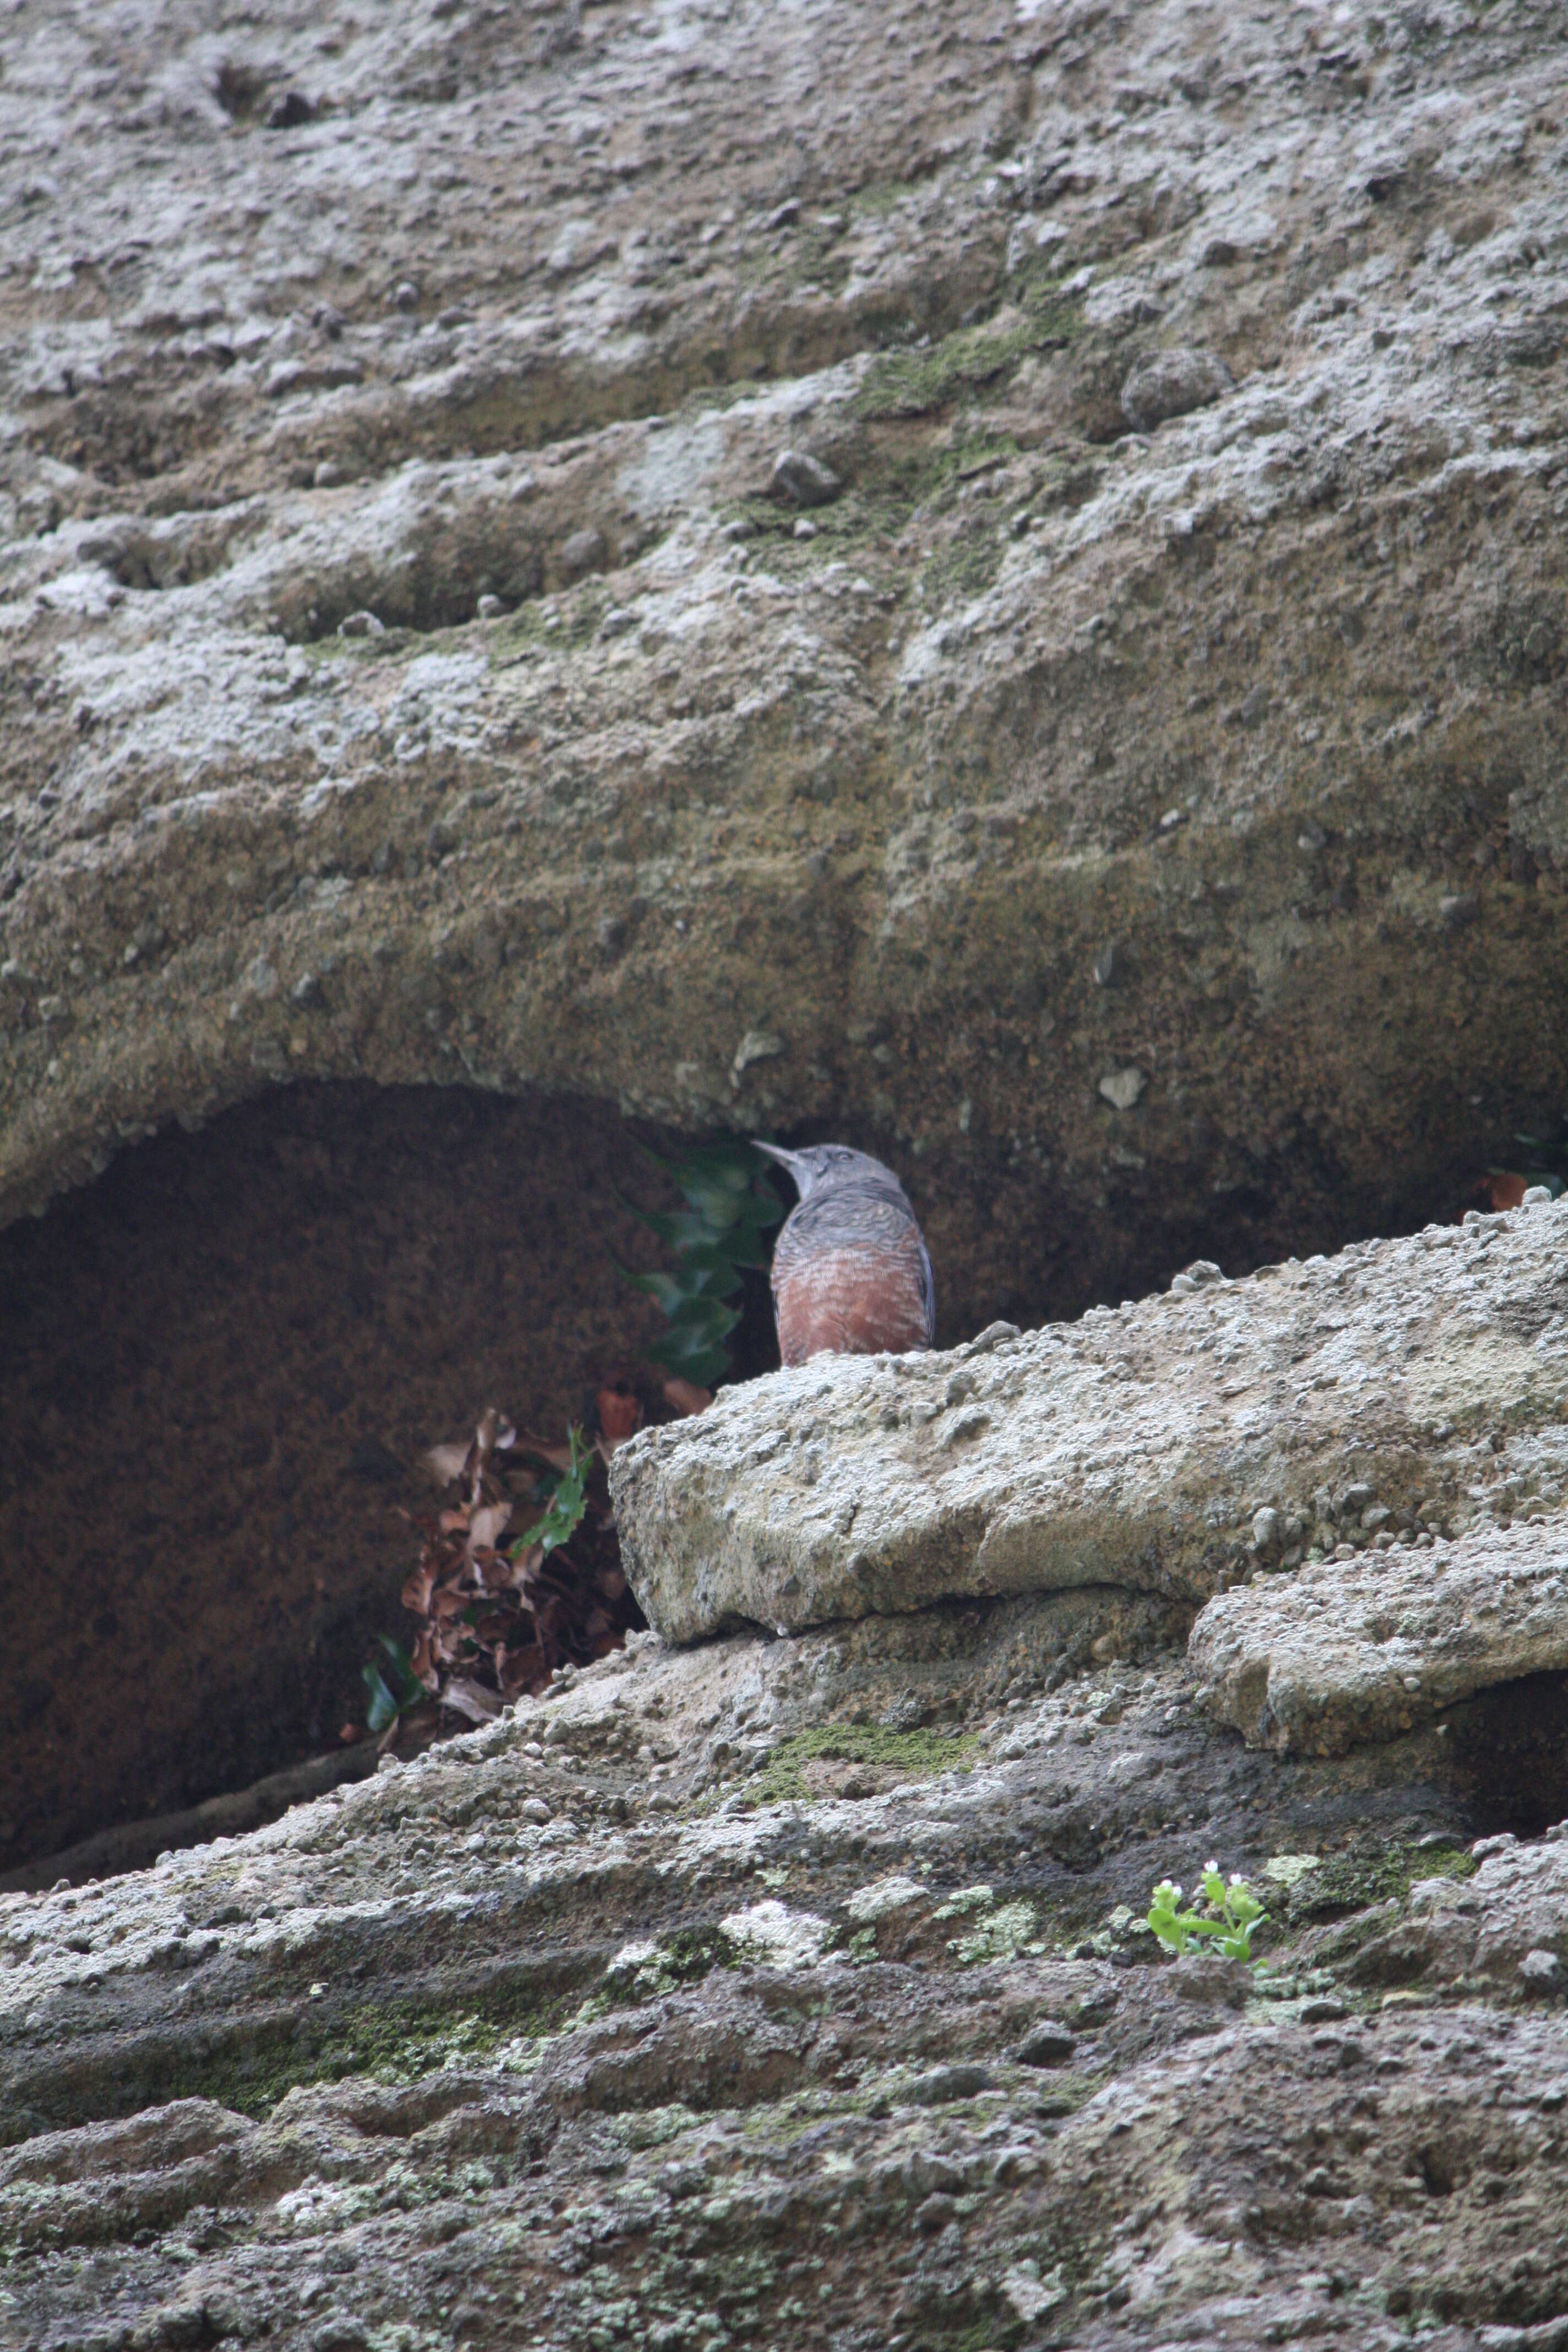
0 1075 1527 1888
1446 1672 1568 1841
0 1082 706 1882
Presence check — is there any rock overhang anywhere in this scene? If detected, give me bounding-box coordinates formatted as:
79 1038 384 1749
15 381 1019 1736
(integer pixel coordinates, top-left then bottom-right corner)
6 0 1568 1335
612 1200 1568 1660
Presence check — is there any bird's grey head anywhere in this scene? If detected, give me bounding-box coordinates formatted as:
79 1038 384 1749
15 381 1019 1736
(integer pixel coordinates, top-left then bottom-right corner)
753 1140 908 1207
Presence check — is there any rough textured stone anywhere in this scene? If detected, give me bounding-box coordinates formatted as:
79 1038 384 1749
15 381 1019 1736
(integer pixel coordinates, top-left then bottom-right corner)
1119 345 1234 431
769 449 843 509
1343 1830 1568 1992
613 1200 1568 1643
6 3 1568 2343
1194 1516 1568 1755
1 1603 1565 2351
4 0 1568 1332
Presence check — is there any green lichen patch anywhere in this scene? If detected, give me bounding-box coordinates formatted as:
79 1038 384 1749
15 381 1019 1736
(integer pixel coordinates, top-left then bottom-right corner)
132 1973 601 2125
932 1889 1046 1967
298 622 418 665
854 284 1083 421
1283 1839 1476 1925
604 1925 728 2005
738 1723 980 1809
486 579 615 665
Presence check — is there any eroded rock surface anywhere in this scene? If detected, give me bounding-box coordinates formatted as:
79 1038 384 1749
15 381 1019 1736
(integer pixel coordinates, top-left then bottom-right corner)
3 1597 1567 2352
8 2 1568 2344
613 1199 1568 1642
7 1193 1568 2343
5 0 1568 1321
9 1561 1568 2352
1194 1517 1568 1756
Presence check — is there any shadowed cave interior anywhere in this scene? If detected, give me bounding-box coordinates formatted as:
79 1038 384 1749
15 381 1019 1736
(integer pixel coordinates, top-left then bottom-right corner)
0 1077 1545 1878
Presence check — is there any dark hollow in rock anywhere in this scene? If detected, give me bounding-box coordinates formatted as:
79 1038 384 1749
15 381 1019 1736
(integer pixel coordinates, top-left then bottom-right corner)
1443 1669 1568 1837
0 1084 705 1872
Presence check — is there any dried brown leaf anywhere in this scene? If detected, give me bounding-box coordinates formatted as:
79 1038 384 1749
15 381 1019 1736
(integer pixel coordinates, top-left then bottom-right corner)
426 1439 472 1486
443 1676 503 1724
512 1429 576 1474
662 1375 713 1417
402 1562 437 1615
597 1379 644 1446
469 1500 513 1553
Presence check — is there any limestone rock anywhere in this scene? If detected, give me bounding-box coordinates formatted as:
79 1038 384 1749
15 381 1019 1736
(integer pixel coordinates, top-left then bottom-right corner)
612 1203 1568 1643
1 1608 1564 2351
1348 1830 1568 1990
1193 1517 1568 1755
1119 345 1234 431
768 448 843 508
3 0 1568 1336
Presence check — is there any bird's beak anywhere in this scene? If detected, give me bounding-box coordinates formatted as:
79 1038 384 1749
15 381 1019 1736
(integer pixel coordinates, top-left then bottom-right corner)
752 1140 801 1178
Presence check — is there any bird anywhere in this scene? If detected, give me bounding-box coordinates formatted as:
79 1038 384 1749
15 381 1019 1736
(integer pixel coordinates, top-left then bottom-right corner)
752 1141 935 1367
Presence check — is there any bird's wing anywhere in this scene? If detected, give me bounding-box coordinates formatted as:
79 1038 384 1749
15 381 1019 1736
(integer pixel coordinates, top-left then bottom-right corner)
917 1231 937 1343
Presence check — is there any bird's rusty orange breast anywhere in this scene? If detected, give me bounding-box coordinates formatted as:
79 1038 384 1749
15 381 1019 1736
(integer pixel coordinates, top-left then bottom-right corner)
773 1239 931 1367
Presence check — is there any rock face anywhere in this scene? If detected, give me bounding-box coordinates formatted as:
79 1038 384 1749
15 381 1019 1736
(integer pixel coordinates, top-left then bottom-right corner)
5 0 1568 1327
1193 1517 1568 1757
4 1560 1568 2348
612 1198 1568 1643
6 1205 1568 2344
9 3 1568 2344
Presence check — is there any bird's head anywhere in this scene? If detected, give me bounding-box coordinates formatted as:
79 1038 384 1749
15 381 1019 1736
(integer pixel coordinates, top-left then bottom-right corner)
752 1140 903 1205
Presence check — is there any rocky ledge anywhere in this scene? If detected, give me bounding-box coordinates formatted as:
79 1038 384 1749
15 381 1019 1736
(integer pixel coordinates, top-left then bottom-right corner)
613 1196 1568 1647
4 1208 1568 2350
6 0 1568 1317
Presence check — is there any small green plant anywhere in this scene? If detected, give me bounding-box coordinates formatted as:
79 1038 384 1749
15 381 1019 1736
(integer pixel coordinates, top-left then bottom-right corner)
1148 1861 1268 1963
362 1635 427 1734
511 1424 591 1559
619 1139 783 1386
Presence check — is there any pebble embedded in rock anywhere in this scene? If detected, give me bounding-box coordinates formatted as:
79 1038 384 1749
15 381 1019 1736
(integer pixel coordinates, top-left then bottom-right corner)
267 90 315 130
1016 2021 1077 2066
520 1797 553 1824
557 527 608 582
337 610 385 639
312 2322 369 2352
1120 347 1233 432
770 449 842 508
907 2062 994 2104
1098 1066 1146 1112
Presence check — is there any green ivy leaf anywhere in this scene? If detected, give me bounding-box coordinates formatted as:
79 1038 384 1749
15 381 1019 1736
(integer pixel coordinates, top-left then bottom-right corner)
362 1662 399 1733
513 1425 591 1558
374 1635 424 1705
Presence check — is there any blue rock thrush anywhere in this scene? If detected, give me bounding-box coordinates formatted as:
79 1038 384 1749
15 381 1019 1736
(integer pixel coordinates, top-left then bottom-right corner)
753 1142 936 1367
